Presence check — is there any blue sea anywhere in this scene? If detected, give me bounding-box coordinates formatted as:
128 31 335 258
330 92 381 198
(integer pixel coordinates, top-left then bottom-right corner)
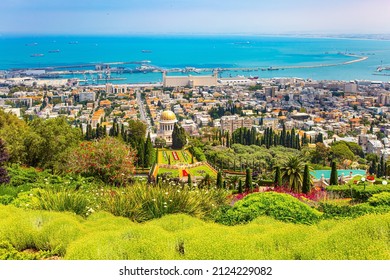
1 35 390 84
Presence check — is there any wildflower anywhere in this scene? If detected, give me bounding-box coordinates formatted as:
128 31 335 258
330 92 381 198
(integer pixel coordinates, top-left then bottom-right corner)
152 198 156 202
165 192 169 195
163 205 167 208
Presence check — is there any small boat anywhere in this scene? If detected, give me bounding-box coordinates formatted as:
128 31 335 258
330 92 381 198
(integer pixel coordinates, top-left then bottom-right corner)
30 54 44 57
248 76 259 80
48 49 60 53
141 50 152 53
68 41 79 44
25 43 38 46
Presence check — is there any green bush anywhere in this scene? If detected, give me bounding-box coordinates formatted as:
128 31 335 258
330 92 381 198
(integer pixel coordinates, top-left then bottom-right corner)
368 192 390 207
189 146 206 162
317 202 390 219
327 185 390 201
258 179 274 186
215 192 322 225
1 205 389 260
34 189 96 217
101 183 228 222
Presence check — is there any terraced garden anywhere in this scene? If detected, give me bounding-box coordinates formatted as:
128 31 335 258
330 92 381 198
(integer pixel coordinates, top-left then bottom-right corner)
154 149 216 179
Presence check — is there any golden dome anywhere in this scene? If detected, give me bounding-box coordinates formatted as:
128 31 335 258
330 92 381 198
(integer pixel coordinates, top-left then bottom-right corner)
160 110 177 121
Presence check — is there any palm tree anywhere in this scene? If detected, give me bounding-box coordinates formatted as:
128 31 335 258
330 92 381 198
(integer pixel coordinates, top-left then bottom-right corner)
227 175 241 190
281 156 305 193
198 174 213 188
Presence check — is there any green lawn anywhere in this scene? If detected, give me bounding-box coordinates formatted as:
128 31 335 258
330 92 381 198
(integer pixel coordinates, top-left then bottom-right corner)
187 165 217 178
158 149 194 165
157 168 179 177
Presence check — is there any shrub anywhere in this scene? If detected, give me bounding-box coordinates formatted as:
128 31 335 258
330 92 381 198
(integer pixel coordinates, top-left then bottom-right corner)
317 202 390 219
64 137 137 186
100 183 228 222
368 192 390 207
34 189 95 218
189 146 206 162
1 205 390 260
326 185 390 201
215 192 322 225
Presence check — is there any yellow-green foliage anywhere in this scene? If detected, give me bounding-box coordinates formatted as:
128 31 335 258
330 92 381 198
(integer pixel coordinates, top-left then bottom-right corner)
0 205 389 260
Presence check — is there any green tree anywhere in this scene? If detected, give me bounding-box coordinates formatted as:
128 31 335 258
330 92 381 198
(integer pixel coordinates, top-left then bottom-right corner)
238 179 243 194
302 164 312 194
245 168 253 191
330 142 354 162
172 123 187 149
144 132 154 167
25 117 82 170
329 161 338 186
274 166 282 187
126 119 147 146
216 171 223 189
281 156 305 193
187 174 192 187
0 109 30 163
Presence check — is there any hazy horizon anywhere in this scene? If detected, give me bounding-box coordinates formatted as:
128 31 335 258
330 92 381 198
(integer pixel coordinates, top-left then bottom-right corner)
1 0 390 35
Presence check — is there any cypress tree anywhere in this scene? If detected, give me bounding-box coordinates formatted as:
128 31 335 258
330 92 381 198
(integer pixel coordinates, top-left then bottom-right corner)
274 166 282 187
380 156 385 178
172 123 187 149
144 132 154 167
238 179 243 194
302 164 311 194
216 171 223 189
223 180 226 189
187 174 192 187
245 168 253 191
137 139 145 167
329 161 338 185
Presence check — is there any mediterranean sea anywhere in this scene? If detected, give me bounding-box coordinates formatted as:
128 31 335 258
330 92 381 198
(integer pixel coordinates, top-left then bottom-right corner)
1 35 390 84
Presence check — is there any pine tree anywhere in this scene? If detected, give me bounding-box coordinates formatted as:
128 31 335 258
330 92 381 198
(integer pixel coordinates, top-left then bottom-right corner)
329 161 338 185
0 138 10 184
245 168 253 191
216 171 223 189
302 164 311 194
274 166 282 187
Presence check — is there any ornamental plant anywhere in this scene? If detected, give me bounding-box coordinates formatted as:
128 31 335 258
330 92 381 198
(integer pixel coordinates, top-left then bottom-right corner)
65 137 136 186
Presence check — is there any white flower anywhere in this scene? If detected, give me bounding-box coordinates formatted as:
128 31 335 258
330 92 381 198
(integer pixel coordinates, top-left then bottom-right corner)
152 198 156 201
163 205 167 208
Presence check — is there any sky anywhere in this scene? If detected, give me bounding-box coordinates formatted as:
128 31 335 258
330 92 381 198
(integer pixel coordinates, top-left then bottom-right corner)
1 0 390 35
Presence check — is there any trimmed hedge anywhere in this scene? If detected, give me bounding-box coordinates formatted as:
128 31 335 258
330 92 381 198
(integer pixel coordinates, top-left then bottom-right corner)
215 192 322 225
188 146 206 162
326 185 390 202
368 192 390 207
317 202 390 219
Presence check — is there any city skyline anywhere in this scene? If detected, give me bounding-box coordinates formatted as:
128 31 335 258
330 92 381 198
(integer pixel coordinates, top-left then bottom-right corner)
1 0 390 35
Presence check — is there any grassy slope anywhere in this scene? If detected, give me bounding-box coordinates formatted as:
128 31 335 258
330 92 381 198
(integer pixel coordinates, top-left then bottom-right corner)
0 205 389 260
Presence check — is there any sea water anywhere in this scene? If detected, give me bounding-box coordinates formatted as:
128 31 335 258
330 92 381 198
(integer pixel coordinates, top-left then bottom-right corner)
1 35 390 83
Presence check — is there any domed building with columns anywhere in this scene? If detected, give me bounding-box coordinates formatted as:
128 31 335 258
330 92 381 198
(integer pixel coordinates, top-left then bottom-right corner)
157 110 178 146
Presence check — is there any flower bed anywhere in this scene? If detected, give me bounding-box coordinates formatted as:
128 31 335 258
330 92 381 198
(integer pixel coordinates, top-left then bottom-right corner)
172 151 179 161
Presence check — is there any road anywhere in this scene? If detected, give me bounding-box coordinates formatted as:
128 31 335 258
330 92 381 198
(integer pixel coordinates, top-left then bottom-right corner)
136 90 152 135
